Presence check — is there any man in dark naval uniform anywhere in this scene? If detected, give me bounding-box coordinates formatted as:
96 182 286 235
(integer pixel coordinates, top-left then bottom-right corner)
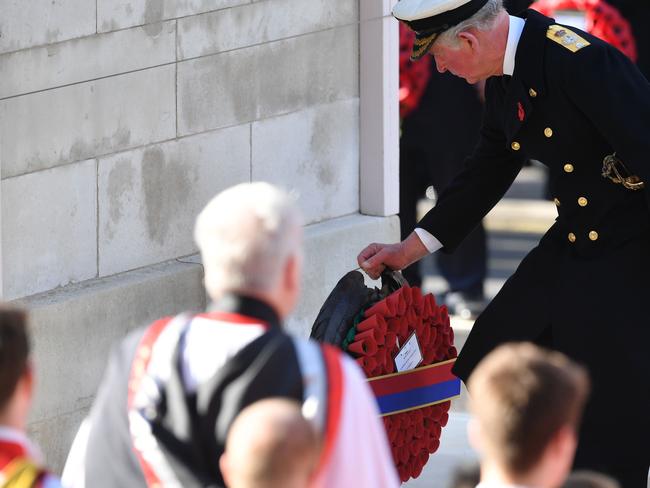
357 0 650 485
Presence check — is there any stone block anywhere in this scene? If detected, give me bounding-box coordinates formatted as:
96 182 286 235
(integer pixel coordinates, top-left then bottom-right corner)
177 25 358 136
17 258 206 471
98 0 249 33
286 214 400 337
28 406 90 474
252 99 359 225
0 0 95 55
0 22 175 99
2 161 97 300
177 0 357 59
1 65 176 178
98 126 250 276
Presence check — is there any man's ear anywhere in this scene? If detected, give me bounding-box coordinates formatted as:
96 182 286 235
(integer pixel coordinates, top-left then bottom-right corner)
550 425 577 464
284 253 301 294
21 362 34 398
458 31 479 51
219 453 231 487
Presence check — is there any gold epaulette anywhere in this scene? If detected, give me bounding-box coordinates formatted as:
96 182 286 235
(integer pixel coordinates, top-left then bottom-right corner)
547 25 590 52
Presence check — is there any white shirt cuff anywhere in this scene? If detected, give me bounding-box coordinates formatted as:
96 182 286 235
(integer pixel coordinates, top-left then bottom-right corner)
414 228 443 253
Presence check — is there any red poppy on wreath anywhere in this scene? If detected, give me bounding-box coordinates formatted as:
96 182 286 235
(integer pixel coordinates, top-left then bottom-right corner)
531 0 637 62
345 285 459 482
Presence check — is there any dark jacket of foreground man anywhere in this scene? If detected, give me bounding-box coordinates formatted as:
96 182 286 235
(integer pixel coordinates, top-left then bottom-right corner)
419 10 650 487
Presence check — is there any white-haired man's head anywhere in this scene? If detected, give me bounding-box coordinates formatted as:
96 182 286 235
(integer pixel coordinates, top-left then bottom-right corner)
194 182 303 318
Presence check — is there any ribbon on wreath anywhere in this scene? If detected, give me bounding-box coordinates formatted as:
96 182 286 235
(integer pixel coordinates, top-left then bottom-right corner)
369 359 461 416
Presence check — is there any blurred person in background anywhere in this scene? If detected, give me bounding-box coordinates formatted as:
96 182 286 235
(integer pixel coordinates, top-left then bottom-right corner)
468 343 590 488
219 398 320 488
0 306 60 488
63 182 398 488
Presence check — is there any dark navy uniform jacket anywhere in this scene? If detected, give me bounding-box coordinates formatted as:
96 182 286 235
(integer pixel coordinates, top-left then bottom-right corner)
418 10 650 487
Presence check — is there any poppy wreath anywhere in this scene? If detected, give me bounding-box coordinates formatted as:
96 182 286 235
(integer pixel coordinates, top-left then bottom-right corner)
311 271 460 482
399 24 432 119
343 285 459 482
531 0 637 61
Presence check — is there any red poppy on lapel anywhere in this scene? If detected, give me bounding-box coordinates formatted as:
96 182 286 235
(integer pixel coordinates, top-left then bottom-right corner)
517 102 525 122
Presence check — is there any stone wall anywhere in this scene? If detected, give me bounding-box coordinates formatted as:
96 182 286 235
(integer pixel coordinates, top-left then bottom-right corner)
1 0 399 470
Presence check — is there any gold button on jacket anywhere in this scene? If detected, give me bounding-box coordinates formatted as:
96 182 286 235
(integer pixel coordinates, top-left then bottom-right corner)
511 141 521 151
568 232 577 242
564 163 574 173
529 88 537 97
544 127 553 137
578 197 588 207
589 231 599 241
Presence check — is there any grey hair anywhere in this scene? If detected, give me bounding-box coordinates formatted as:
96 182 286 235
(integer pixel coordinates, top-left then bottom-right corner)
194 182 303 299
437 0 505 47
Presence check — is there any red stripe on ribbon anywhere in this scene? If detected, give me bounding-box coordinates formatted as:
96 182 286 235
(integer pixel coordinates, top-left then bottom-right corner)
368 360 456 397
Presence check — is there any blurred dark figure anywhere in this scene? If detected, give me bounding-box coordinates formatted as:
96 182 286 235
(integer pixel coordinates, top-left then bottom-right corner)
399 64 486 314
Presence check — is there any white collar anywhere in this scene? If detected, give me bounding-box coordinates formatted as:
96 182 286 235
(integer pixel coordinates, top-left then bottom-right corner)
503 15 526 76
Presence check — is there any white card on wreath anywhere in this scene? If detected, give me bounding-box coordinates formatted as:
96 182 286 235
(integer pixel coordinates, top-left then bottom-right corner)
394 332 423 373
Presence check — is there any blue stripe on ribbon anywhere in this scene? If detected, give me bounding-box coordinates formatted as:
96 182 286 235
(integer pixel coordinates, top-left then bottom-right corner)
375 378 461 415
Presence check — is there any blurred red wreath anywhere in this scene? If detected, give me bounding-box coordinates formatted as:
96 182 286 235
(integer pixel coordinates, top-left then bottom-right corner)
531 0 637 61
399 25 432 119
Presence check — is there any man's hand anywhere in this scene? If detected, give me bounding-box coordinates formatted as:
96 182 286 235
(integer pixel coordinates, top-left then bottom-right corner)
357 242 405 279
357 232 430 280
